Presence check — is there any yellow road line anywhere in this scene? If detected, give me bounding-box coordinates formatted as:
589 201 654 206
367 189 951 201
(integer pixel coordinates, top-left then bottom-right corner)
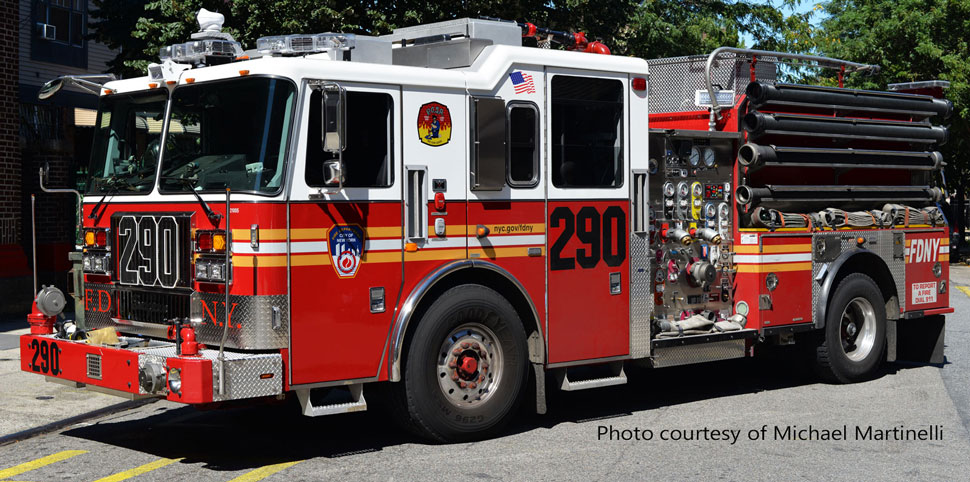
227 461 304 482
91 458 181 482
0 450 87 479
957 285 970 298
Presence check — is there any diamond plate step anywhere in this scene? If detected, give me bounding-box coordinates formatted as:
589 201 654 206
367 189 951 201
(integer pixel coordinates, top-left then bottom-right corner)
558 364 627 391
297 384 367 417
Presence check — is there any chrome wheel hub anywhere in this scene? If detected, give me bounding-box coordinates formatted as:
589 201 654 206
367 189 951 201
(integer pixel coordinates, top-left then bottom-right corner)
437 322 503 407
840 297 876 362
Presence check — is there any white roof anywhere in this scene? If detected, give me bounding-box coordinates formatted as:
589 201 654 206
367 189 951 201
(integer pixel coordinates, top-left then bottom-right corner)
103 44 648 96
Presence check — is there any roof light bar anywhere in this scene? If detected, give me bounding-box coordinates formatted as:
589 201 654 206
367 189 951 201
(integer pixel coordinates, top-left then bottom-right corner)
159 39 243 65
256 33 356 56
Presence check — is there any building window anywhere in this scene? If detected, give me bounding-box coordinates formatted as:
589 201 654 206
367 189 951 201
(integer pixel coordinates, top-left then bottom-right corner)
551 75 624 188
32 0 88 68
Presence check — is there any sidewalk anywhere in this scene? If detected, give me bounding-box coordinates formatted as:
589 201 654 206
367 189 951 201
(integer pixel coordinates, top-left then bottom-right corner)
0 317 125 437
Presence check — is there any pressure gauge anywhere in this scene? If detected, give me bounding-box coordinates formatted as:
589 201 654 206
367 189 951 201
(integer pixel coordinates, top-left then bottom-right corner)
663 182 675 198
677 182 690 198
703 148 716 167
705 202 717 219
688 146 701 167
718 203 730 219
691 182 703 197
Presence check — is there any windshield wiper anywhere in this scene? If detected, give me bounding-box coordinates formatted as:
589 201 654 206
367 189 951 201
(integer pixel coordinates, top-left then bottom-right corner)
88 175 136 221
161 175 223 226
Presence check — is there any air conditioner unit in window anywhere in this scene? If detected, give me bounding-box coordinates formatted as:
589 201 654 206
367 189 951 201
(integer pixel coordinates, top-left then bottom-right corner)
36 23 56 41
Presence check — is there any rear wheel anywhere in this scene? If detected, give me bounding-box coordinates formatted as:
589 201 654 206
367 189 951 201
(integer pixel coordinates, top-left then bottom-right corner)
398 284 527 442
816 273 886 383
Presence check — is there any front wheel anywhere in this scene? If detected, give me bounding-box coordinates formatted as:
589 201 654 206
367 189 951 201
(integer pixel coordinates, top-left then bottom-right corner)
398 284 528 442
815 273 887 383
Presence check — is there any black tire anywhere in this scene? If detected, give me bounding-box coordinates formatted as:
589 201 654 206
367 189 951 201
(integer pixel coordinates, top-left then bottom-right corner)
815 273 886 383
395 284 528 442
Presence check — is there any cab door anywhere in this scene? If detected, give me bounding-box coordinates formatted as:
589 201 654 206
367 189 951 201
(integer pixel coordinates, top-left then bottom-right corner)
466 66 547 346
289 81 403 385
545 70 630 364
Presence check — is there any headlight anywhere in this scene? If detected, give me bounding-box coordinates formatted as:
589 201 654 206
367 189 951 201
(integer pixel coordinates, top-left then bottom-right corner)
83 253 111 274
196 262 209 280
195 259 229 282
167 367 181 395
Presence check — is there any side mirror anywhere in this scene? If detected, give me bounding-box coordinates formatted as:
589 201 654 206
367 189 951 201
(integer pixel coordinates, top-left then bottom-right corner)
40 162 51 188
38 78 64 100
321 84 346 153
323 161 343 186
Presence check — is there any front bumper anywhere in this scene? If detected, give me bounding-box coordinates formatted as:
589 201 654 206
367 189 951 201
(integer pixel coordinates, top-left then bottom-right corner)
20 334 283 404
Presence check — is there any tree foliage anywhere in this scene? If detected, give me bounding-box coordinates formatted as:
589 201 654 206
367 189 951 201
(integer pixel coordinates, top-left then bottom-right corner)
809 0 970 228
90 1 801 77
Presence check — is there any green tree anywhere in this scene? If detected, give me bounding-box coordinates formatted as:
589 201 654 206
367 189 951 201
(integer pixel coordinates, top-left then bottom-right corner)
91 1 803 77
810 0 970 246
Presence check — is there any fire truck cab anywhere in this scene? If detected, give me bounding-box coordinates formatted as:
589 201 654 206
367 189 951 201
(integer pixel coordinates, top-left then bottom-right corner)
22 14 952 442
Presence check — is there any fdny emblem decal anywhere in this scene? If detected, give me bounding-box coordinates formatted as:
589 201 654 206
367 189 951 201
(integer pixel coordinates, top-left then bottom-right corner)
328 225 364 278
417 102 452 147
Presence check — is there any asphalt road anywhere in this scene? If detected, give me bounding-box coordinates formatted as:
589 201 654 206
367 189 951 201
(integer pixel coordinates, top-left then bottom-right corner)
2 269 969 481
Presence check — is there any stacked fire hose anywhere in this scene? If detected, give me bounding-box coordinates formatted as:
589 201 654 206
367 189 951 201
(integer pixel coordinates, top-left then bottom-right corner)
750 204 944 230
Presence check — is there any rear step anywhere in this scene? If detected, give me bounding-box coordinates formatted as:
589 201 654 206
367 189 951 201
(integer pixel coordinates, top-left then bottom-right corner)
557 362 627 391
296 384 367 416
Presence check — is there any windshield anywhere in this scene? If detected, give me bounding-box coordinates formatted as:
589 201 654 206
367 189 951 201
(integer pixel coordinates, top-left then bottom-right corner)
86 92 168 194
159 77 296 194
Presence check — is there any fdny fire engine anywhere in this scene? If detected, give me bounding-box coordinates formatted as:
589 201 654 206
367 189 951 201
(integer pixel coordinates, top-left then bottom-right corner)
22 11 953 442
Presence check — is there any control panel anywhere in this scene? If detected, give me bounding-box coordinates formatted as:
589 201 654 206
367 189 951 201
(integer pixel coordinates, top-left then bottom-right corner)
646 131 739 330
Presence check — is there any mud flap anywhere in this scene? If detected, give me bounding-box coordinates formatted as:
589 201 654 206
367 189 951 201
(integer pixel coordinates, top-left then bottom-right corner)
891 314 945 365
533 363 546 415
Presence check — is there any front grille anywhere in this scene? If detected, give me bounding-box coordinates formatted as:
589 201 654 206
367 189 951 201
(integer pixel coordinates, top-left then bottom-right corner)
117 289 191 325
111 213 192 289
86 354 102 380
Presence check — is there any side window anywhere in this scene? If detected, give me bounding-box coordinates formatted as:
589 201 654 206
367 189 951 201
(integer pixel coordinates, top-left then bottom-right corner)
551 76 624 188
306 90 393 188
507 102 539 187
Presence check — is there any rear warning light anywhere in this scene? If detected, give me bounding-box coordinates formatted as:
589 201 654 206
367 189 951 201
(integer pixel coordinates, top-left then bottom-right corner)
195 230 228 253
84 228 109 248
632 77 647 91
196 232 213 251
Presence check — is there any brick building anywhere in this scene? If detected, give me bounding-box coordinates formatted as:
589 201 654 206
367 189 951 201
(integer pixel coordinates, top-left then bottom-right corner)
1 0 115 315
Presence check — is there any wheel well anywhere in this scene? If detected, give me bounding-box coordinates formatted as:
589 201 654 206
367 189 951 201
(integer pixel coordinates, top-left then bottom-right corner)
399 267 543 375
829 252 899 321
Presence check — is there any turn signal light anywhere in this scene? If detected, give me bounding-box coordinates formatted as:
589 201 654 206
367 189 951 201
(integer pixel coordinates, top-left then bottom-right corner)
84 231 95 247
212 233 227 252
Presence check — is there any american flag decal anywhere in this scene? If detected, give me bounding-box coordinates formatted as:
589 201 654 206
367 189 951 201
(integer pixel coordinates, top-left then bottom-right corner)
509 71 536 94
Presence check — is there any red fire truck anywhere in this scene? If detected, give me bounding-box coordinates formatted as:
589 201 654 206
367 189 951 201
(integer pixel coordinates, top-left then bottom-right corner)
22 13 953 442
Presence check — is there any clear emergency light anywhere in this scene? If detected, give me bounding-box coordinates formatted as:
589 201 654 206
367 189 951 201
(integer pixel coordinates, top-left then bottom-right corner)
256 33 356 56
159 39 243 64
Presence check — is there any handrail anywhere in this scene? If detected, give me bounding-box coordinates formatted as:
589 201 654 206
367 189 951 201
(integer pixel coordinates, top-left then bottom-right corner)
703 47 880 130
